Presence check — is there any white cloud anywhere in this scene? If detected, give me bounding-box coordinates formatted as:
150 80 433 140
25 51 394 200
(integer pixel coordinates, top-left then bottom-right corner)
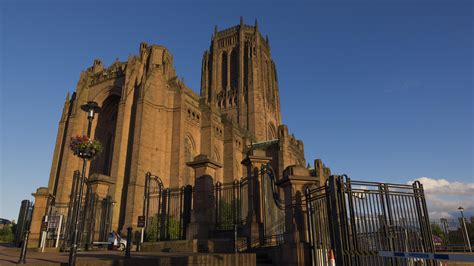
408 177 474 220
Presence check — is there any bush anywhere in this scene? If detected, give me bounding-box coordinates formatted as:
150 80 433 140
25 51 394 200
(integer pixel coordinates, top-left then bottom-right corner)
0 226 14 243
145 215 181 241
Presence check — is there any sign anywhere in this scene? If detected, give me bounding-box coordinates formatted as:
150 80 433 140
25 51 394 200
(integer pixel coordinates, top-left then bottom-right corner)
41 221 48 232
137 216 145 228
47 215 61 230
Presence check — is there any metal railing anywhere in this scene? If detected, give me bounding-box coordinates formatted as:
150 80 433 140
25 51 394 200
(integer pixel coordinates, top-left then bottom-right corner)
431 218 473 252
144 178 193 241
215 180 244 230
306 175 436 266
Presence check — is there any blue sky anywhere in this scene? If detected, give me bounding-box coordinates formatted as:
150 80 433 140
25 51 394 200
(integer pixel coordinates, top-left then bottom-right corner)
1 0 472 220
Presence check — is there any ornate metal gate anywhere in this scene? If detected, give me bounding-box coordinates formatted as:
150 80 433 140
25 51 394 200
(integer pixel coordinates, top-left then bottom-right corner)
214 179 245 230
305 175 435 266
143 173 193 241
62 170 113 250
260 164 285 246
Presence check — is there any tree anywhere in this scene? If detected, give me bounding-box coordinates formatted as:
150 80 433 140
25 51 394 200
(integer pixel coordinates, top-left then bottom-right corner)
0 225 14 243
431 223 446 241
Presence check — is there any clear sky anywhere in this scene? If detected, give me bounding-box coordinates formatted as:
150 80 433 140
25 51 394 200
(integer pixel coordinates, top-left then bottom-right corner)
1 0 472 221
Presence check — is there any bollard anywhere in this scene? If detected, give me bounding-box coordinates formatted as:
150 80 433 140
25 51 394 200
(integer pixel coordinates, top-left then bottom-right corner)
328 249 335 266
135 230 141 252
234 225 238 253
18 230 30 264
125 227 132 259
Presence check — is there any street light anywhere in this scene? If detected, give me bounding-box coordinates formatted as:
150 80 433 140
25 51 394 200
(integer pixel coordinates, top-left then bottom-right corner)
68 101 100 266
80 101 101 136
458 206 472 252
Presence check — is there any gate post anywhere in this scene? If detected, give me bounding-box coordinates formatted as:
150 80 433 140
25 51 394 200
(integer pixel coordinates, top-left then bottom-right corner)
327 175 345 266
186 154 222 252
276 165 317 265
241 149 272 247
28 187 52 247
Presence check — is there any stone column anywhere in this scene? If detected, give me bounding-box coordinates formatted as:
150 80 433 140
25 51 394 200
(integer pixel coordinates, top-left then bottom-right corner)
275 165 318 265
87 173 114 241
28 187 52 247
186 154 222 252
241 149 271 247
87 173 114 199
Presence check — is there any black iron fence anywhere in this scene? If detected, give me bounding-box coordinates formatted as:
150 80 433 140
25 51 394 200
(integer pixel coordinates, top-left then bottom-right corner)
260 165 285 244
305 175 436 266
62 170 113 250
143 165 285 248
143 173 193 241
82 193 113 248
215 180 244 230
431 218 473 252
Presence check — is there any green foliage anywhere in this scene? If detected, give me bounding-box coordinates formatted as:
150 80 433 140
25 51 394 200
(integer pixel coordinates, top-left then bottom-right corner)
431 223 445 240
216 199 238 229
0 225 14 243
69 135 102 159
145 215 181 241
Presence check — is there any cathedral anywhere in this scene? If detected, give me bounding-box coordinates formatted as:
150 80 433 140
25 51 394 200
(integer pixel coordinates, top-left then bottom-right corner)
45 18 307 232
21 18 436 266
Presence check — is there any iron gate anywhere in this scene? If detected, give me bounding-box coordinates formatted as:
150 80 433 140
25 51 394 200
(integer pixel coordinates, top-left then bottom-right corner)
62 170 113 250
305 175 435 266
143 173 192 241
260 164 285 246
214 179 245 230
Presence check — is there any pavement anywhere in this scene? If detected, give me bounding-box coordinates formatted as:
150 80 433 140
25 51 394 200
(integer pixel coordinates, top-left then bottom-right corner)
0 245 131 265
1 244 473 265
0 245 254 265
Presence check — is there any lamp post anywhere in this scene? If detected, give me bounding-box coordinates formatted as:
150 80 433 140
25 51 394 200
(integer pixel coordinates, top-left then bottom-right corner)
458 206 472 252
68 101 100 266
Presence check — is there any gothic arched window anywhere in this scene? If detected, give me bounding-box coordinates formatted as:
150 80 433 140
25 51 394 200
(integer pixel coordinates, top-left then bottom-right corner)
90 94 119 176
184 136 195 185
221 51 228 90
268 122 277 140
266 61 273 102
230 49 239 90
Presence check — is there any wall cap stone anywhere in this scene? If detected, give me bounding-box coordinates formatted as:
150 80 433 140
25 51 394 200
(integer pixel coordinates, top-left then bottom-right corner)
88 173 116 185
187 154 222 169
276 165 318 187
31 187 50 197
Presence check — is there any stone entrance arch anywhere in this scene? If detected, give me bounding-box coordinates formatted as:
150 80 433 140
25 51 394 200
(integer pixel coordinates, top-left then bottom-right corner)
89 94 120 176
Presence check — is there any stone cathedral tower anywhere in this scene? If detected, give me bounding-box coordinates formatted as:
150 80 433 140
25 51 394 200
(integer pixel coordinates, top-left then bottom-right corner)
201 18 282 141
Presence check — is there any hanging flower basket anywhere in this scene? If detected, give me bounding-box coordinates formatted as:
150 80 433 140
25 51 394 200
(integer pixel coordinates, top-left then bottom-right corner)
69 135 103 160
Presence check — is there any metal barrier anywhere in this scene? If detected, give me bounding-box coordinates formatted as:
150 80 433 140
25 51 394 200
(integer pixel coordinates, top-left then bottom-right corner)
62 170 113 250
143 173 192 241
215 180 243 230
431 218 473 252
260 164 285 243
306 175 436 266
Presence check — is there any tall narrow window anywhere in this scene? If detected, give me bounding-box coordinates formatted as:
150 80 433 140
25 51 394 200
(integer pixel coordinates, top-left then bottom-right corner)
221 51 228 90
208 56 212 100
230 49 239 90
184 136 195 185
90 94 119 176
265 60 273 102
244 44 249 88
